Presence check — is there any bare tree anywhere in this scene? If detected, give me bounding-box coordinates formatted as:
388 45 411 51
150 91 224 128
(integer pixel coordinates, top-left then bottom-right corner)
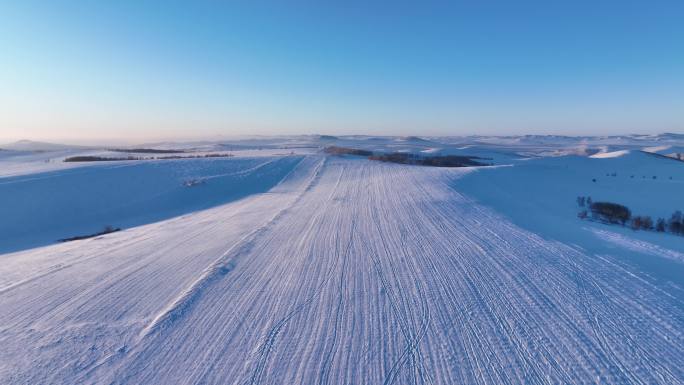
669 211 683 234
577 196 586 207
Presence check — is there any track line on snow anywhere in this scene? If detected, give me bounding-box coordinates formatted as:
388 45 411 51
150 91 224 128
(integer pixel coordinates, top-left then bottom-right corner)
72 157 325 383
6 157 684 385
246 163 347 385
317 216 357 385
138 157 318 341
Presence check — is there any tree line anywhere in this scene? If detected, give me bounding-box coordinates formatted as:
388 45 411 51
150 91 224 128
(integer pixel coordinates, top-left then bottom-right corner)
577 196 683 235
64 153 234 162
323 146 490 167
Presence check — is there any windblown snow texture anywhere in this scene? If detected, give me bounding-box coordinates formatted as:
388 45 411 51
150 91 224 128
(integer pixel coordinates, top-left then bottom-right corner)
0 156 682 384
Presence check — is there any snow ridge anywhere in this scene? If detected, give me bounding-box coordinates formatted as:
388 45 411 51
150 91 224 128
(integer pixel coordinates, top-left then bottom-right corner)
139 157 325 339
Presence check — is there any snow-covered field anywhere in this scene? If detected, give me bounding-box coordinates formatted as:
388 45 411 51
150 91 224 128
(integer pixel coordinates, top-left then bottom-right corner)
0 135 682 384
455 149 684 292
0 156 303 254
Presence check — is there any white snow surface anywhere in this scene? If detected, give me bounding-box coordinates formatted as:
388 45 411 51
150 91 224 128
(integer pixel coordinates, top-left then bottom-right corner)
0 156 303 253
590 228 684 264
590 149 630 158
1 154 682 384
0 149 94 177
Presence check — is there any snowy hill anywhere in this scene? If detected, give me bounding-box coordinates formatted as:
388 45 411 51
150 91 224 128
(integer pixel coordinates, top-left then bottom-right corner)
0 156 302 254
457 150 684 285
1 140 88 152
0 135 682 384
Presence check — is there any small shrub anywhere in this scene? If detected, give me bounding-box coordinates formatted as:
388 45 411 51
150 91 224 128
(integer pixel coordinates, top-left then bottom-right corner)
630 216 654 231
641 216 654 230
669 211 683 235
58 225 121 242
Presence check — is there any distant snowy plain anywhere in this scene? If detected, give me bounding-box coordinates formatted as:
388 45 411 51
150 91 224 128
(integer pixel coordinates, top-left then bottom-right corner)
0 135 682 384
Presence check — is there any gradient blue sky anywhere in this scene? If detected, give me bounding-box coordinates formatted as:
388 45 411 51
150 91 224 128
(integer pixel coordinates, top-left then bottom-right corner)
1 0 682 142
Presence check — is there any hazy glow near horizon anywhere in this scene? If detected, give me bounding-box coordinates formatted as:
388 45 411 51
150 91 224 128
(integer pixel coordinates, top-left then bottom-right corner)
1 1 683 142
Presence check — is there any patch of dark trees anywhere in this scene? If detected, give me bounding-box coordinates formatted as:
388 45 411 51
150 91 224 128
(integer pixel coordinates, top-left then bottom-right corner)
577 196 684 235
324 146 489 167
64 153 233 162
324 146 373 156
64 155 141 162
58 225 121 242
108 148 185 154
369 152 488 167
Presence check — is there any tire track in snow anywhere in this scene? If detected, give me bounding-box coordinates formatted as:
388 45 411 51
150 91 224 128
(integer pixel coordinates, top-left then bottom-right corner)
4 157 683 385
246 162 347 385
360 184 433 385
74 157 326 383
316 216 356 385
120 159 682 385
138 157 317 340
573 261 679 384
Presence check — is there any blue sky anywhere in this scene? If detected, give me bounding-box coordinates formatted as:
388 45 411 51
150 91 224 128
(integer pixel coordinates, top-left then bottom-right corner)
1 1 682 142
